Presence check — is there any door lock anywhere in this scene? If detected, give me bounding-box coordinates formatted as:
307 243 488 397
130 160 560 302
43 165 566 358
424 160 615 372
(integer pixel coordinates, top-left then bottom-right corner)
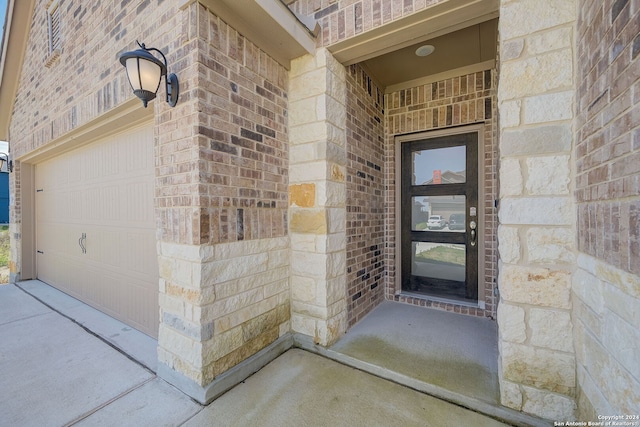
469 221 477 247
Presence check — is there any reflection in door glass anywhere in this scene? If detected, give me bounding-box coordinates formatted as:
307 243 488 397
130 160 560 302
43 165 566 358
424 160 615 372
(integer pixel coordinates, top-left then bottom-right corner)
412 146 466 185
411 242 466 282
412 196 466 232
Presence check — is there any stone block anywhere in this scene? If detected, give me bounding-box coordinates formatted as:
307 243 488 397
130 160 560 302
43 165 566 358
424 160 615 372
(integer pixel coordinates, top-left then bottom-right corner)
290 52 319 77
289 161 327 183
606 356 640 414
500 0 576 41
520 384 576 420
289 97 319 126
501 341 575 395
603 283 640 329
316 180 346 207
526 27 573 55
498 225 521 263
499 50 573 100
497 302 526 343
499 379 523 410
603 311 640 380
291 313 316 337
327 209 346 234
328 250 346 279
576 365 615 421
289 122 327 145
207 288 264 318
292 300 328 319
500 124 572 156
500 99 521 128
290 233 317 252
501 39 524 62
267 249 290 270
498 197 572 225
529 308 573 352
289 68 327 101
499 158 523 197
289 209 327 234
290 251 327 278
289 183 316 207
499 264 571 308
158 324 203 369
525 155 571 195
291 275 317 303
572 268 605 315
207 253 268 285
526 227 575 264
523 92 573 124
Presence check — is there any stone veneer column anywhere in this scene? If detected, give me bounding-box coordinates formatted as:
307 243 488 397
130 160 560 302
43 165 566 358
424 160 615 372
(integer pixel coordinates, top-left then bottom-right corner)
288 48 348 346
497 0 577 420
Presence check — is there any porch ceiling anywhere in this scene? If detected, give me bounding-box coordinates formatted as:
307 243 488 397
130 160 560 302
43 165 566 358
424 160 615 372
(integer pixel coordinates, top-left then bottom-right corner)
327 0 499 90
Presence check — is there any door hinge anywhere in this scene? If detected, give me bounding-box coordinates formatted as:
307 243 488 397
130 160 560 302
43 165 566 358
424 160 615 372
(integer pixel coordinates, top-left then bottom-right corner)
37 250 44 254
36 189 44 193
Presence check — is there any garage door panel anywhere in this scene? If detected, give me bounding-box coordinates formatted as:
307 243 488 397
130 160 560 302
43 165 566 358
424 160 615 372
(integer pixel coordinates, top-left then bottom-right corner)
36 124 159 338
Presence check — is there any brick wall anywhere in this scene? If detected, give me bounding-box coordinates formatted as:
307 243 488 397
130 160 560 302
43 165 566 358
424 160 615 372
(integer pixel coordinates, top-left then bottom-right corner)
385 70 498 318
345 64 385 326
288 0 448 48
10 0 177 158
576 0 639 275
573 0 640 418
165 2 289 246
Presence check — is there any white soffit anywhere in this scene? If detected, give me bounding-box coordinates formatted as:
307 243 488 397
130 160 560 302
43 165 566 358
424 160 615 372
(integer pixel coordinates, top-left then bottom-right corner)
183 0 317 69
328 0 500 66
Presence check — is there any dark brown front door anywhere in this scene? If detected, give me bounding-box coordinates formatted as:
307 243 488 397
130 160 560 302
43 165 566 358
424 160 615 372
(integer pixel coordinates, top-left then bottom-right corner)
400 131 479 302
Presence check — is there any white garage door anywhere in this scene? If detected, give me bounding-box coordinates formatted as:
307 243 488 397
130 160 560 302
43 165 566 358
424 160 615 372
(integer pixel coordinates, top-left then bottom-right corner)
35 124 159 338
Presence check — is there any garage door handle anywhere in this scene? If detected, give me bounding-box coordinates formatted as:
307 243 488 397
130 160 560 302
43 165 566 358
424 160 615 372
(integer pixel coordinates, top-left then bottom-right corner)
79 233 86 254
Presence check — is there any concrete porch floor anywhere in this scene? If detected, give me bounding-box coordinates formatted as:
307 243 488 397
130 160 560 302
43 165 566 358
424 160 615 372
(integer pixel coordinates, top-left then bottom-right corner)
10 281 550 426
296 300 549 427
332 301 500 404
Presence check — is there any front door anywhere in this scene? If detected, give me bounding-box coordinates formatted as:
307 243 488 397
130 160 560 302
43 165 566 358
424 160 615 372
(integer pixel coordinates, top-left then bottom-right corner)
400 131 479 302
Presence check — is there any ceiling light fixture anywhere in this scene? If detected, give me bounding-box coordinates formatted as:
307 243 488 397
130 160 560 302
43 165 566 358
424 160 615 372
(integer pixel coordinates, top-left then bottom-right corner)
415 44 435 57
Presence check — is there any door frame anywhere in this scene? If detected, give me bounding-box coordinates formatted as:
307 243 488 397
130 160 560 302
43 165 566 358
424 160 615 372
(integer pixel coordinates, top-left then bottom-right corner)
394 124 486 308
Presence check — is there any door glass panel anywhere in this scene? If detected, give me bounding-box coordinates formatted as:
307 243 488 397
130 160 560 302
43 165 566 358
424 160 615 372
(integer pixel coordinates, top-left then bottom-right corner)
412 146 466 185
412 195 466 232
412 242 466 282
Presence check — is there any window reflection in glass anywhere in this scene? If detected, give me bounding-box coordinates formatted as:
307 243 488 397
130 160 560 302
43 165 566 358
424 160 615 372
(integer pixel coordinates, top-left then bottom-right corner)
412 146 466 185
411 195 465 232
411 242 466 282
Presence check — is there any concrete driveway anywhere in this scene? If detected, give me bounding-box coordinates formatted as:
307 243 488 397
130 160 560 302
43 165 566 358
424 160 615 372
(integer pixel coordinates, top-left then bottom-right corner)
0 283 514 426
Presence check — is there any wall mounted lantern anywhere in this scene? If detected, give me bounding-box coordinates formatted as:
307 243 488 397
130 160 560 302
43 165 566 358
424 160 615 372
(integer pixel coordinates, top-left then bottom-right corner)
119 41 179 108
0 153 13 173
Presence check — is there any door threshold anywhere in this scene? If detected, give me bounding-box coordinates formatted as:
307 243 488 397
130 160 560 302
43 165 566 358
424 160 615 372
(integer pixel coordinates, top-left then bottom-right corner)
399 291 484 309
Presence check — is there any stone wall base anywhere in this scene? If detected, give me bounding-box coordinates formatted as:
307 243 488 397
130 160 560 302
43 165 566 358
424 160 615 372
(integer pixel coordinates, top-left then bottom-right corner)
158 333 293 404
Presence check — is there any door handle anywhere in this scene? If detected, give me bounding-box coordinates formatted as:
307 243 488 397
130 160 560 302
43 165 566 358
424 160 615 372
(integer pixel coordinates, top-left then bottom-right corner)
469 221 477 247
79 233 86 254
